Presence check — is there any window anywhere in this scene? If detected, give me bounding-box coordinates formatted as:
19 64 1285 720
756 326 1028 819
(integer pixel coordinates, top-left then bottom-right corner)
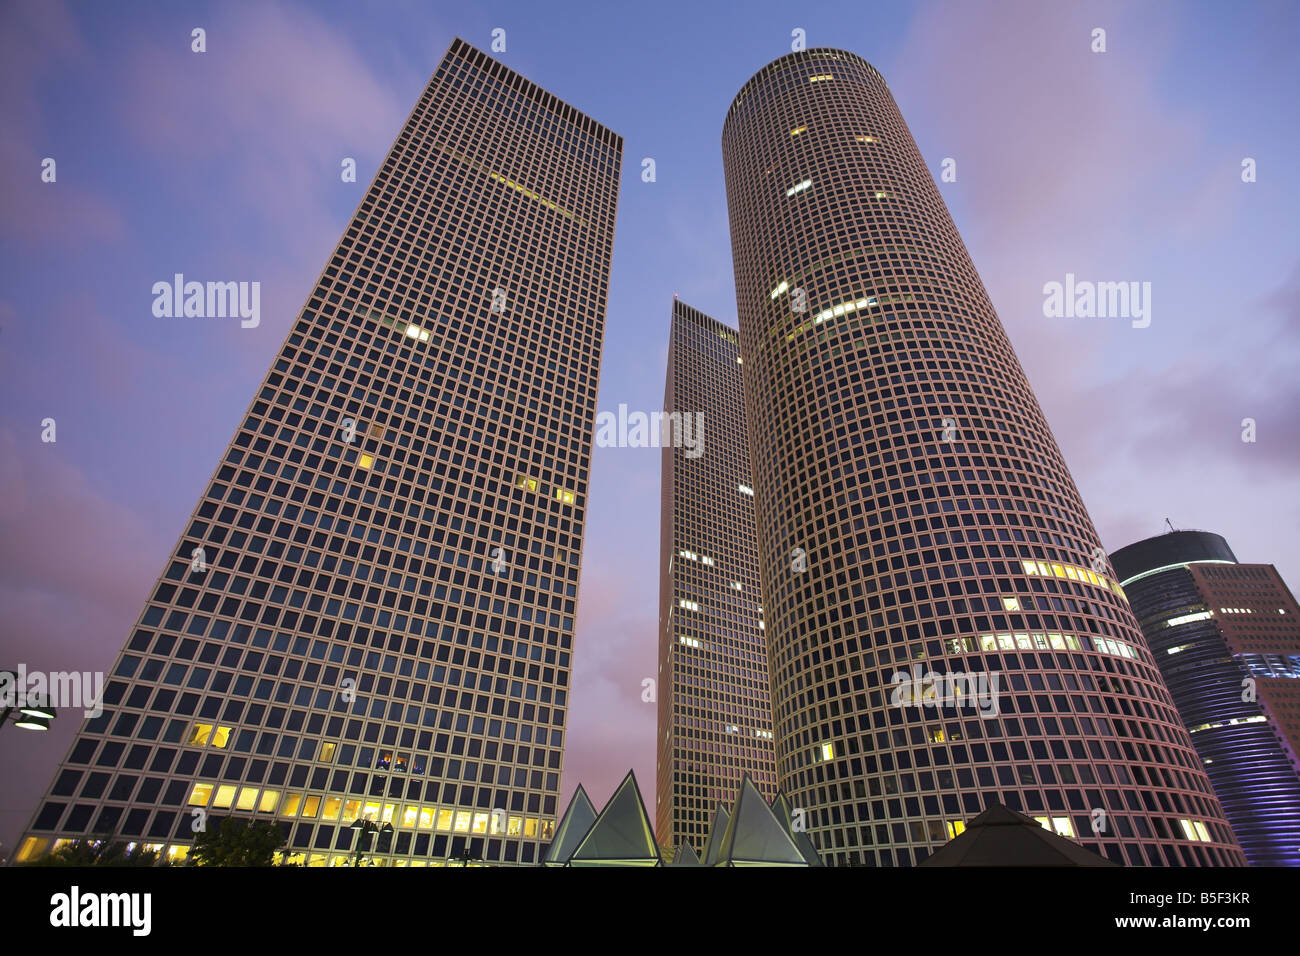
358 454 374 470
188 783 213 806
213 785 237 809
186 723 213 747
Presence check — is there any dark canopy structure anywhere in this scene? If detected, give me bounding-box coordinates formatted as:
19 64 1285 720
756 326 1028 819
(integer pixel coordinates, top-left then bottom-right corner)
918 805 1118 867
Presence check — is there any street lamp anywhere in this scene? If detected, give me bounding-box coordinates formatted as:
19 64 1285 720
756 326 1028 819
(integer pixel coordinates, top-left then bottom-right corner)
1 671 55 732
349 818 393 867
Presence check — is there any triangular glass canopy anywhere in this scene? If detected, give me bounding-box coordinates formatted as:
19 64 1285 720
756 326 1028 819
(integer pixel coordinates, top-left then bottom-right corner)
568 769 662 866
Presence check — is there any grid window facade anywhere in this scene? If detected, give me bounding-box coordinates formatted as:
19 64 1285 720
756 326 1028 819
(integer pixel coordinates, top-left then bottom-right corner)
655 300 778 853
15 38 622 867
721 49 1245 866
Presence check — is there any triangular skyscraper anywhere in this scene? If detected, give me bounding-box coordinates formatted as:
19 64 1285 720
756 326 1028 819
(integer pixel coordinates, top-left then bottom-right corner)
543 784 598 867
568 769 661 866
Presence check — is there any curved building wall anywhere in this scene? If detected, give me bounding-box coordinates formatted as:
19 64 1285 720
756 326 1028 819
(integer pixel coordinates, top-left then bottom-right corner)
721 48 1245 866
1114 532 1300 867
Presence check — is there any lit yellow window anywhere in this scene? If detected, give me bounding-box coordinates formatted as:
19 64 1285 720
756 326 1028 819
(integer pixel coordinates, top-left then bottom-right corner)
400 806 418 828
258 790 280 813
790 125 807 136
362 801 381 822
301 796 321 819
856 134 875 143
319 741 336 762
471 812 489 834
358 454 374 470
508 816 523 836
186 723 213 747
211 726 232 749
167 845 190 863
281 793 302 817
1037 562 1050 576
524 818 539 837
14 837 50 863
1064 566 1078 580
453 811 472 833
343 799 362 822
213 785 237 809
321 797 341 821
188 783 213 806
514 475 537 492
554 487 575 504
381 803 395 824
418 807 435 829
929 727 945 742
437 809 454 832
1002 597 1020 612
1022 561 1038 575
946 820 965 839
820 742 835 761
1051 564 1066 578
236 787 259 811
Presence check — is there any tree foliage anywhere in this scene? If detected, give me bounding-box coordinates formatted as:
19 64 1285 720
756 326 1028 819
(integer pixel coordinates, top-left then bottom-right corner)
26 834 160 867
191 817 285 867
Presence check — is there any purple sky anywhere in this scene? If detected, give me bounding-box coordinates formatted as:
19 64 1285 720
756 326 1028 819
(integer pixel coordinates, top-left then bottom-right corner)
1 0 1297 852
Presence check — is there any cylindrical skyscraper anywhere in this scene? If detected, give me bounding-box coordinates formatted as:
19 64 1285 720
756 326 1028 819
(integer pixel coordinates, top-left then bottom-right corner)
722 49 1244 866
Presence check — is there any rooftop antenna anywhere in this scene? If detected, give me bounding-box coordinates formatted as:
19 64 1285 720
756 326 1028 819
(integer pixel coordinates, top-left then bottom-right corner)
1165 518 1176 533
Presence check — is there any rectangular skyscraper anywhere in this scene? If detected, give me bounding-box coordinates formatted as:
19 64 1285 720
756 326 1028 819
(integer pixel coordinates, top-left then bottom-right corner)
656 299 777 854
15 39 622 867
